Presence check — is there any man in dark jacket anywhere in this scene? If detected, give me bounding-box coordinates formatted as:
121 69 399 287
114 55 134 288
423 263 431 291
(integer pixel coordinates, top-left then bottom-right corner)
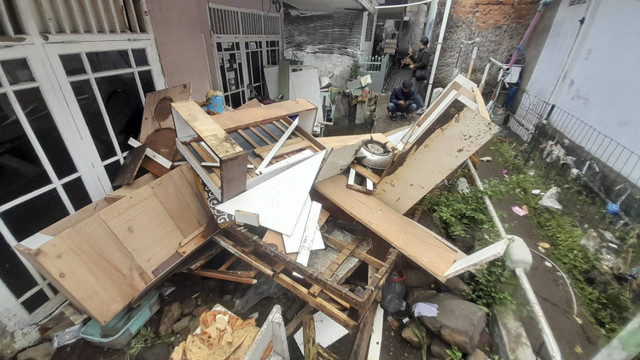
387 80 417 120
410 37 430 112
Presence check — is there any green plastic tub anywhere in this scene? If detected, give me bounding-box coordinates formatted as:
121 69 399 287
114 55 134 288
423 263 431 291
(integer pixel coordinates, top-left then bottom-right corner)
80 290 160 349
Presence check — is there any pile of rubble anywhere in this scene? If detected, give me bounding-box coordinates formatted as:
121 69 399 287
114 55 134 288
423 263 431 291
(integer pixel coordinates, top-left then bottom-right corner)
15 75 504 359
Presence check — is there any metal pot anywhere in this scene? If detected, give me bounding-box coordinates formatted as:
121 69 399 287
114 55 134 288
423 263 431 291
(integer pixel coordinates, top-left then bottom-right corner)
356 139 393 170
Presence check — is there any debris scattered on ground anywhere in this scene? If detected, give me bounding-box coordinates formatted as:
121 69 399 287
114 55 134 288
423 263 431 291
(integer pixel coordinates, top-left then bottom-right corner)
17 342 54 360
581 229 601 251
457 177 471 193
538 186 563 210
51 324 83 349
413 302 439 317
479 156 492 162
511 205 528 216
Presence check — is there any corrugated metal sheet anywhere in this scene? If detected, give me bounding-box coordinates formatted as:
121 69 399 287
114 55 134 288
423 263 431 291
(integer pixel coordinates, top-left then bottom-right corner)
284 10 363 58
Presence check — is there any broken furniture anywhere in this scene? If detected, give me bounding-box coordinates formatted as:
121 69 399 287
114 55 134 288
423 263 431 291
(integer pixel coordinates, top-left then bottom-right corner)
15 165 215 325
210 226 398 334
301 314 340 360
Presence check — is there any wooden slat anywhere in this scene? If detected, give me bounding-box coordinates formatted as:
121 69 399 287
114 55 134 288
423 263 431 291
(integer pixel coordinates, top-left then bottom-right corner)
254 137 307 159
324 234 384 269
211 99 316 132
112 145 147 187
259 124 280 140
315 175 462 281
193 269 257 284
237 129 260 148
349 163 382 184
250 127 273 144
172 100 244 161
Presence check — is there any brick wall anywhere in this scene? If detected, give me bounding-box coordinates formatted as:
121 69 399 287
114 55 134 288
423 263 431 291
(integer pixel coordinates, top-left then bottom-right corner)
431 0 540 92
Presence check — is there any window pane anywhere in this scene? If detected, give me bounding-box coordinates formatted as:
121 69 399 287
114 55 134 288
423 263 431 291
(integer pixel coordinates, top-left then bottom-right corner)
230 91 242 109
95 73 144 153
62 177 92 210
86 50 132 72
1 59 35 85
132 49 149 67
104 159 121 185
69 80 116 161
22 289 49 313
1 188 69 241
0 93 51 205
14 87 77 179
0 232 38 299
138 70 155 95
60 54 86 76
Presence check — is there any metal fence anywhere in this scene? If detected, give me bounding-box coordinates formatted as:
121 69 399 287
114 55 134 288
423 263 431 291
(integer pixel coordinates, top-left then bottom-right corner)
359 55 390 93
509 91 640 187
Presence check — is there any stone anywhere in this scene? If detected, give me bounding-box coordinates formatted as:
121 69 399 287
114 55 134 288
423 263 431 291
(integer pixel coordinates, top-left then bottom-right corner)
429 336 449 359
404 269 436 289
400 321 423 349
418 293 487 354
181 298 196 316
172 316 192 334
443 277 470 298
17 342 54 360
468 349 490 360
158 302 182 336
407 288 437 307
490 306 535 360
192 305 208 319
188 316 201 334
135 343 171 360
234 276 284 313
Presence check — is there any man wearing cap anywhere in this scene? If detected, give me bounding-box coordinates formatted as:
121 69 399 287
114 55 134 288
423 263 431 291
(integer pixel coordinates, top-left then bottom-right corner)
387 80 418 120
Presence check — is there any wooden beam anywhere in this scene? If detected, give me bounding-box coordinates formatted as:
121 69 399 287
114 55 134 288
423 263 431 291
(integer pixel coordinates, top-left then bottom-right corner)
211 99 317 133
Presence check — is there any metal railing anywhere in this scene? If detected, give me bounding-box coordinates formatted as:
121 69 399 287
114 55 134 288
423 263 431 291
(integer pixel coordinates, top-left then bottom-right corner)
359 54 390 93
360 55 386 72
509 91 640 187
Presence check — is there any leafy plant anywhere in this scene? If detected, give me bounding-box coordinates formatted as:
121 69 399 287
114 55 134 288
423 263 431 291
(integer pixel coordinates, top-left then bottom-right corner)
410 322 430 360
422 186 492 238
464 259 514 311
348 60 362 80
445 345 464 360
125 327 175 360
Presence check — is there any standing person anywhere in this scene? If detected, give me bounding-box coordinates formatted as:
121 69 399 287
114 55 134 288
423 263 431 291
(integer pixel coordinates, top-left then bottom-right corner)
387 80 418 121
409 37 430 112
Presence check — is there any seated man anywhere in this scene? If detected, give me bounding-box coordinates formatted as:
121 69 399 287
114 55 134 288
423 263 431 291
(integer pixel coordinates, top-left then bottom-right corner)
388 80 418 120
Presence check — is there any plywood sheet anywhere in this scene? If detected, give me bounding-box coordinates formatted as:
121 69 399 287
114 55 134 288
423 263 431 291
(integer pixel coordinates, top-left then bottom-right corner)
374 107 500 214
139 83 191 144
315 175 462 280
289 68 323 125
26 216 151 324
99 187 185 278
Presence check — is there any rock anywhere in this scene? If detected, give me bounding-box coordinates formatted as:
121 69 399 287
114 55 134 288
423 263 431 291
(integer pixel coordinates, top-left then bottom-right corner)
400 321 423 349
17 342 54 360
192 305 207 319
429 336 449 359
135 343 171 360
404 269 436 289
158 302 182 336
443 277 470 298
468 349 489 360
407 289 437 307
188 316 200 334
181 298 196 316
233 276 285 314
418 293 487 354
172 316 192 334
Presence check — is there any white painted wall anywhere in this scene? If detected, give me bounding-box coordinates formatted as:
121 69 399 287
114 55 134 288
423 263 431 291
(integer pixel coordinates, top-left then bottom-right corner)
523 0 640 181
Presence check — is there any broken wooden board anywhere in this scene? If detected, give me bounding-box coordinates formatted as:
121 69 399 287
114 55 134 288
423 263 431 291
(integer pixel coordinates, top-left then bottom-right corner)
315 175 463 281
317 133 392 150
139 83 191 144
211 99 318 135
236 98 262 110
112 145 147 187
215 151 326 235
374 105 500 214
15 165 213 325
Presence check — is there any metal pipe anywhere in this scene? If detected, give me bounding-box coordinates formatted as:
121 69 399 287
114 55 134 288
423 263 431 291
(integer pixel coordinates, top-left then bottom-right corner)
425 0 453 105
507 1 549 68
375 0 433 9
515 268 563 360
592 313 640 360
466 159 507 238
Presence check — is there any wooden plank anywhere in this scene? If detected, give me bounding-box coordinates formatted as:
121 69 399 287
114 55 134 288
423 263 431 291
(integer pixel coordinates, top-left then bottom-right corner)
295 201 323 267
112 145 147 187
317 133 390 150
473 86 491 121
303 315 319 360
190 141 217 163
254 137 307 159
315 175 462 281
237 129 261 148
444 239 509 278
236 98 262 110
349 163 381 184
139 84 191 144
98 186 185 278
211 99 317 133
193 269 258 284
220 152 249 201
349 303 378 360
316 141 361 183
324 235 384 269
256 118 298 175
249 127 273 144
367 305 384 360
259 124 280 140
172 100 244 160
374 106 500 214
17 216 151 325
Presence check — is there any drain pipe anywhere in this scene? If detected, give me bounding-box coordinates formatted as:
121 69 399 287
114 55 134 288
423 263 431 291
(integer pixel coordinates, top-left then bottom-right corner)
425 0 453 106
466 159 563 360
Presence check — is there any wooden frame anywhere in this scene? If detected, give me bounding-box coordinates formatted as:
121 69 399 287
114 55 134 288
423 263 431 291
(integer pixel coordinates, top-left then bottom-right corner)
211 226 398 333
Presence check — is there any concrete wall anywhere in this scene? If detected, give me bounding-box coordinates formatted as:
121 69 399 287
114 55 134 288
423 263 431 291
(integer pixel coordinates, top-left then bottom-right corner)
431 0 539 89
521 0 640 176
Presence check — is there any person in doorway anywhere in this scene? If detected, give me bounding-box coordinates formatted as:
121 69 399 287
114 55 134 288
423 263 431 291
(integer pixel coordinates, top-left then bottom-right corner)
409 37 430 112
387 80 418 121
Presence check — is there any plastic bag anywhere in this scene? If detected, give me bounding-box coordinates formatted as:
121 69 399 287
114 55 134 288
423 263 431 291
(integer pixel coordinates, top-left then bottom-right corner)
381 270 406 313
